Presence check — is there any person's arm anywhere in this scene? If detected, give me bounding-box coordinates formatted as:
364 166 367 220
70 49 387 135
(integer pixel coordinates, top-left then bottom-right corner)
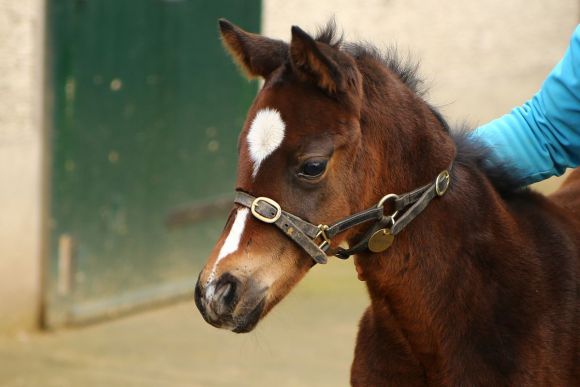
471 25 580 186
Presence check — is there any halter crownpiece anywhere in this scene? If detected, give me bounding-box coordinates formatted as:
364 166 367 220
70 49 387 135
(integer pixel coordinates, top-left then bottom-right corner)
234 165 452 264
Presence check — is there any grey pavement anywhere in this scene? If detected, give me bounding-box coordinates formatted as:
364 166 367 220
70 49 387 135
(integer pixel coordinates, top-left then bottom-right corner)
0 260 367 387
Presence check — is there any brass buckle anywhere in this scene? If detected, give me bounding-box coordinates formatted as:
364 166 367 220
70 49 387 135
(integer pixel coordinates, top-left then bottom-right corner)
250 197 282 223
316 224 331 250
435 170 450 196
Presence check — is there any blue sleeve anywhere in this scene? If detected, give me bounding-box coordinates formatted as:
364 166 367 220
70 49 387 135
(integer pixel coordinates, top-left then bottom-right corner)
471 25 580 186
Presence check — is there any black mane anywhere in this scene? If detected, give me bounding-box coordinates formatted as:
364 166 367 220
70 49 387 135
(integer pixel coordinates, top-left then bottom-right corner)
314 20 525 196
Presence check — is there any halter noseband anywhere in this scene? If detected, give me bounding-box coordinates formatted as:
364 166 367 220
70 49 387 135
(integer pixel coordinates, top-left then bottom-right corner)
234 166 452 264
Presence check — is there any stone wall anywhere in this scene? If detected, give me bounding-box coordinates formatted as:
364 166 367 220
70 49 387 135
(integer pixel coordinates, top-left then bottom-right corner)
0 0 44 334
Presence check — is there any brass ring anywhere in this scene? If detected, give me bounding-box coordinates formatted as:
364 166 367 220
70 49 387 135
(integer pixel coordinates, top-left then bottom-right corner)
435 170 450 196
377 193 400 221
377 193 399 208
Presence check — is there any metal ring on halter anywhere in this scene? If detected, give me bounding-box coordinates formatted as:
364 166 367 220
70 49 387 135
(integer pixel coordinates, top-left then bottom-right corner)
435 170 451 196
377 193 399 208
377 193 400 220
388 214 398 228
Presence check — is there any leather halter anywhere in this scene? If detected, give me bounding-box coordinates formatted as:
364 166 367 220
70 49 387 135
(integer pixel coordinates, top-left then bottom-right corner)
234 166 452 264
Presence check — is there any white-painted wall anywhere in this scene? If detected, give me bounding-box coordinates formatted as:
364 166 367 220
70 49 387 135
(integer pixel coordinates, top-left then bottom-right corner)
263 0 579 192
0 0 45 334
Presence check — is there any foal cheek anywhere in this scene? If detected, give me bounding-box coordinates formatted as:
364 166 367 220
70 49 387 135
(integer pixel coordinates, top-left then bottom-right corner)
265 253 315 299
354 256 367 282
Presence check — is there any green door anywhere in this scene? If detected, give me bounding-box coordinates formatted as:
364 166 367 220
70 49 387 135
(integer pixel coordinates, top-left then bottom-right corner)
44 0 260 327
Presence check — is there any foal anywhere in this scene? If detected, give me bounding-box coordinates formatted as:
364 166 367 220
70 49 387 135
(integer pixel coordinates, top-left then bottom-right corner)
195 20 580 386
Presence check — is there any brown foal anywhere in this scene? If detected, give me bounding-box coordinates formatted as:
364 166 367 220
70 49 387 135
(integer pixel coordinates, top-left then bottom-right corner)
195 20 580 386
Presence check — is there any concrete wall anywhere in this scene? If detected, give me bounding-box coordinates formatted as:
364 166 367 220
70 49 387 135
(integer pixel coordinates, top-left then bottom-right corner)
0 0 45 334
263 0 579 193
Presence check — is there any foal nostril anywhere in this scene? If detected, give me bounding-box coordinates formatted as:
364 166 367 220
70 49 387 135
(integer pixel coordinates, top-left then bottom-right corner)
215 281 234 303
213 273 240 312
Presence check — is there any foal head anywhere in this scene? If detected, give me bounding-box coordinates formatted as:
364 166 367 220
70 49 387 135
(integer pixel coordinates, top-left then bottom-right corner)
195 20 453 332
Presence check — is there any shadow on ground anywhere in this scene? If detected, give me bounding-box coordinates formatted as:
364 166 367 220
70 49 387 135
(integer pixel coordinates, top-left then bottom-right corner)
0 260 367 387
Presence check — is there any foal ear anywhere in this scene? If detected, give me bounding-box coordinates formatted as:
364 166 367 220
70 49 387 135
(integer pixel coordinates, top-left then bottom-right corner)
290 25 346 94
219 19 287 79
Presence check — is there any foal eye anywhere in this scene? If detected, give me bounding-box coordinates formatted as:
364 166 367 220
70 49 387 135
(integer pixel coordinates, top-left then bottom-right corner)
298 159 328 179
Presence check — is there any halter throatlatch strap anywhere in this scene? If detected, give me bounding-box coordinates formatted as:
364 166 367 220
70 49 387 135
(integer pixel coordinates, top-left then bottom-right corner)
234 165 452 264
333 168 451 258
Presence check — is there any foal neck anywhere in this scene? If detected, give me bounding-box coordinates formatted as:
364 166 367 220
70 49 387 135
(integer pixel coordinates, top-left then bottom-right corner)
358 72 455 201
357 153 516 378
352 70 509 370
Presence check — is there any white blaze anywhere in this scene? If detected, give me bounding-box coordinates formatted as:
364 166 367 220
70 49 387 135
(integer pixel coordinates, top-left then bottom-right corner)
206 208 249 289
247 108 286 178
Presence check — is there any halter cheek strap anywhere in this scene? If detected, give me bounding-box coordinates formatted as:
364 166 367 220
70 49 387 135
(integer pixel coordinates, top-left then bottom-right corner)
234 165 452 264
